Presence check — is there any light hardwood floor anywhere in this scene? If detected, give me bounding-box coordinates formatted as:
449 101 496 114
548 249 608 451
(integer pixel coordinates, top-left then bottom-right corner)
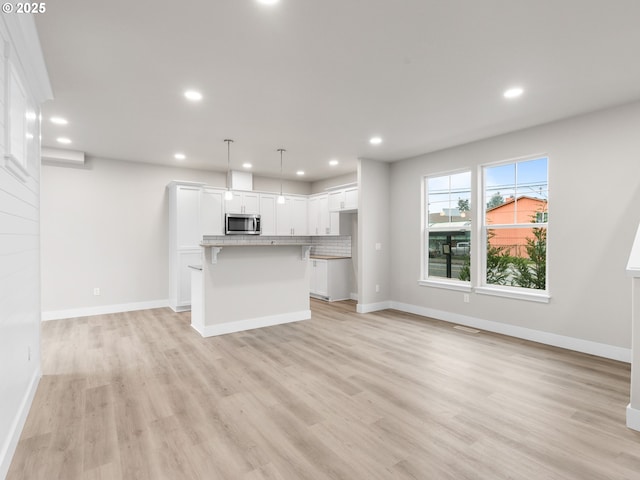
7 300 640 479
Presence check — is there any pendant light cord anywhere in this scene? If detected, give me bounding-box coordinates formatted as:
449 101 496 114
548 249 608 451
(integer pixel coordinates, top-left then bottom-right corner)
278 148 286 197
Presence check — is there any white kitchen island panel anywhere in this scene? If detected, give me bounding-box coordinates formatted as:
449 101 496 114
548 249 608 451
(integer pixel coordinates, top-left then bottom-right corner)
192 244 311 337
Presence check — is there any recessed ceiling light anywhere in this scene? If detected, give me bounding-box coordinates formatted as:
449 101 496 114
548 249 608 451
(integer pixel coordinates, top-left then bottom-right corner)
56 137 71 144
257 0 279 4
503 87 524 99
329 159 339 166
184 90 203 101
242 162 252 169
174 153 186 160
369 136 382 145
296 170 305 176
50 116 68 125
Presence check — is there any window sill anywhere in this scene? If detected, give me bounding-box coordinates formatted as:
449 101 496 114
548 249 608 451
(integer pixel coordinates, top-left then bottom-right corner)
475 286 550 303
418 279 472 293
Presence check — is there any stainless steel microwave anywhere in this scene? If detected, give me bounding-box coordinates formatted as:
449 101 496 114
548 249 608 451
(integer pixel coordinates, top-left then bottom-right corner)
225 213 261 235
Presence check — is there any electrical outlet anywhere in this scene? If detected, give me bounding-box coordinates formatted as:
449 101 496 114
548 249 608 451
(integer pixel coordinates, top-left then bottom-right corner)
375 284 380 293
375 243 382 251
28 346 31 361
463 293 470 303
93 287 100 296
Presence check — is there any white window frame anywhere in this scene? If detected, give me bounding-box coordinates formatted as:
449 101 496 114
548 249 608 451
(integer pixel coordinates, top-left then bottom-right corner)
419 169 472 292
476 155 550 303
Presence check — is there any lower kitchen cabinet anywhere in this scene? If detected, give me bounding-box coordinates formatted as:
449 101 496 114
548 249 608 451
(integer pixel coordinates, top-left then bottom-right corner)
309 257 352 302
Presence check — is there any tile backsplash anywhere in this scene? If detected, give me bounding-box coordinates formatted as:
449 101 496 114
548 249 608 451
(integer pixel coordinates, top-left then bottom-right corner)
311 236 352 257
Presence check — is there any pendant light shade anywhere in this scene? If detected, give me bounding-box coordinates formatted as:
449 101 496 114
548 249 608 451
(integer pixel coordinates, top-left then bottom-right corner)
277 148 286 204
224 139 234 201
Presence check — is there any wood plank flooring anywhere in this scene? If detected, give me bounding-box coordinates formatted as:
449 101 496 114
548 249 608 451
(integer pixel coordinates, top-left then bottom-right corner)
7 300 640 479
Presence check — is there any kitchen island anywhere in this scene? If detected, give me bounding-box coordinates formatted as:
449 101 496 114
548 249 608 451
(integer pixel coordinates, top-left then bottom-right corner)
190 241 312 337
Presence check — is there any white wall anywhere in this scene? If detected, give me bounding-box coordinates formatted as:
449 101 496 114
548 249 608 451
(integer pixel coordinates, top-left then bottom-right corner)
254 175 310 195
40 158 312 316
311 172 357 194
357 159 390 311
0 14 51 480
389 101 640 356
41 158 225 314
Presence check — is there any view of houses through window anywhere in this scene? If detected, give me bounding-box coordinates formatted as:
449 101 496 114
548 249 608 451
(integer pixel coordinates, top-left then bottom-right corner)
425 171 471 282
483 156 548 291
424 156 548 295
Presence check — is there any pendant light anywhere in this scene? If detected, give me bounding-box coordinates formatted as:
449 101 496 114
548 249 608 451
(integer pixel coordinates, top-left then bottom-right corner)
277 148 286 204
224 139 234 201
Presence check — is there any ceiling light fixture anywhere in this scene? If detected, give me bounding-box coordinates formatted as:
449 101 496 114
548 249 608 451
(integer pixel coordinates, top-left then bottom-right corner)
329 159 339 166
296 170 305 176
277 148 286 204
257 0 279 4
50 116 68 125
242 162 252 169
174 153 186 160
184 90 203 101
56 137 71 144
503 87 524 99
369 136 382 145
224 139 234 201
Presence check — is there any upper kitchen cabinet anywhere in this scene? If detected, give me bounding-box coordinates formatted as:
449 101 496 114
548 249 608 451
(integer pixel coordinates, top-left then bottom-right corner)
225 191 260 214
201 187 225 236
309 193 340 236
276 195 308 236
259 193 277 236
328 185 358 212
172 183 203 249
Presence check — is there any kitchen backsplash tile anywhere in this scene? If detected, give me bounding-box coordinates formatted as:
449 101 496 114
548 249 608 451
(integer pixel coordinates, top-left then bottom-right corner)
311 236 352 257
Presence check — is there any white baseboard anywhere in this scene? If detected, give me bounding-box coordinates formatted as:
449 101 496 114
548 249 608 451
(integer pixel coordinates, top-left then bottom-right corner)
389 301 631 363
193 310 311 338
357 301 393 314
42 299 170 321
0 368 41 480
627 404 640 431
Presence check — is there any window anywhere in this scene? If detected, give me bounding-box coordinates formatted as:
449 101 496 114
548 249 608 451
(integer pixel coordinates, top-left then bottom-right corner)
481 156 548 298
423 171 471 285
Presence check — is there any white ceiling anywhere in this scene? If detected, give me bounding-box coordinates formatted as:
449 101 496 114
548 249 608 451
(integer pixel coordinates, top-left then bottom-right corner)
35 0 640 182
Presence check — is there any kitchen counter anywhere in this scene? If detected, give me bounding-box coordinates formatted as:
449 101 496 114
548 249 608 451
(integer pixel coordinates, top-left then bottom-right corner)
191 244 311 337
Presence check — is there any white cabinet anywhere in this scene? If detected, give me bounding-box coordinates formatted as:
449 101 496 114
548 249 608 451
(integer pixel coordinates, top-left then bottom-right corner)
309 258 352 301
276 195 308 236
201 187 225 236
310 258 328 297
308 195 321 236
168 181 205 311
225 191 260 214
259 193 277 235
178 250 201 307
308 193 340 236
328 186 358 212
175 185 202 248
309 193 343 236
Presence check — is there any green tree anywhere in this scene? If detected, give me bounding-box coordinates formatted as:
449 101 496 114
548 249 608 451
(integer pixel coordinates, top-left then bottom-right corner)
513 226 546 289
486 192 505 210
485 230 512 285
457 198 470 213
458 254 470 281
